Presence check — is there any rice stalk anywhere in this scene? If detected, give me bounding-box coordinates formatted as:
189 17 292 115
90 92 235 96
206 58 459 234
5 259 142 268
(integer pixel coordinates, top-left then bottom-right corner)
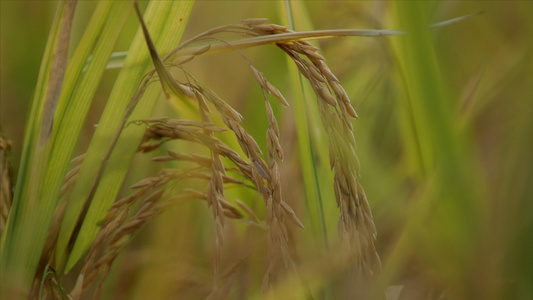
0 133 13 238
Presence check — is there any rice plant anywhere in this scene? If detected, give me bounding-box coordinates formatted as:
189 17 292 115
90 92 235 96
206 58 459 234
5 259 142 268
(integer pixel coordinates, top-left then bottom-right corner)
1 1 532 299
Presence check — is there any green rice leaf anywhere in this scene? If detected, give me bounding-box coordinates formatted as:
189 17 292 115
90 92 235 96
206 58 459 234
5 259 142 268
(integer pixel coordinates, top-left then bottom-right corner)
382 1 485 291
56 0 195 273
134 2 194 103
83 51 129 72
0 0 78 296
278 0 334 250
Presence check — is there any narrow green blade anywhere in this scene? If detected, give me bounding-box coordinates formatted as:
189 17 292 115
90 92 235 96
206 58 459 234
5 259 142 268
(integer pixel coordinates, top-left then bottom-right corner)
0 0 77 296
56 0 195 272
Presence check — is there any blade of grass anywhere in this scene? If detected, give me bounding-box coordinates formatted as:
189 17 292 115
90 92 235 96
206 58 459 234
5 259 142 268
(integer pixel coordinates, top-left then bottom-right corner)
0 1 77 297
82 51 128 72
506 4 533 296
56 0 195 273
51 1 115 143
378 2 486 297
392 1 482 221
39 0 76 146
43 0 133 274
133 2 193 103
27 1 130 289
278 0 334 252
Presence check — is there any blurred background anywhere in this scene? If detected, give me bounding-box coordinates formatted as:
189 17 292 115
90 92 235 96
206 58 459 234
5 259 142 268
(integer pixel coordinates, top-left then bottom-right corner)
1 1 532 299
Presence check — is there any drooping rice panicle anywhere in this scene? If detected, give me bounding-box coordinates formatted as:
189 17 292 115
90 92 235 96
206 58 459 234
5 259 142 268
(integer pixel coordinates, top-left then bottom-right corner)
243 21 381 277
